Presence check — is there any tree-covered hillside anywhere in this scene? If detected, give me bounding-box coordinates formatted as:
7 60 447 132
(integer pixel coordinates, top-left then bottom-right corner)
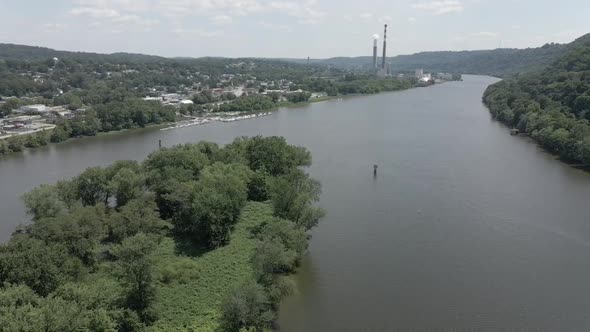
287 39 575 77
483 34 590 164
0 43 166 63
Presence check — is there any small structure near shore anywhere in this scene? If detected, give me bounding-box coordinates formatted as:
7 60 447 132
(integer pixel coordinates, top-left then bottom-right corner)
373 164 378 176
510 128 520 136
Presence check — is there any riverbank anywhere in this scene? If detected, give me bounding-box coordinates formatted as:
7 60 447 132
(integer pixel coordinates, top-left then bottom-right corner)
483 80 590 168
0 79 423 158
0 120 175 158
3 76 590 330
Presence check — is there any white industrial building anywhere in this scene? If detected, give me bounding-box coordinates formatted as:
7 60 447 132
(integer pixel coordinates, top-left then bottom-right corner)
415 69 424 78
17 104 48 114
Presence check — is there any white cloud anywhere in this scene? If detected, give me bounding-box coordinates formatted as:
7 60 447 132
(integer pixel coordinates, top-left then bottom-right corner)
74 0 151 12
172 28 221 38
360 13 373 19
259 21 293 32
408 16 417 23
211 15 233 25
112 14 159 27
70 0 324 25
69 7 120 18
43 23 67 31
453 31 498 42
412 0 464 15
269 0 324 24
379 15 392 23
270 1 299 11
158 0 264 17
469 31 498 38
70 6 159 31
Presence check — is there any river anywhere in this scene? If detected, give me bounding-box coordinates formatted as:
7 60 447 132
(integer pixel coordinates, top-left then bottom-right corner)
2 75 590 330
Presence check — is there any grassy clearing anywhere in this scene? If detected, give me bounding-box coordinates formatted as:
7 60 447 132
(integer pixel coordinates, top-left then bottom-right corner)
149 202 274 331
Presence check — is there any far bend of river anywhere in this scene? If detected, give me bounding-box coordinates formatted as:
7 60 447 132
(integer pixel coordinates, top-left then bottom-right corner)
2 75 590 330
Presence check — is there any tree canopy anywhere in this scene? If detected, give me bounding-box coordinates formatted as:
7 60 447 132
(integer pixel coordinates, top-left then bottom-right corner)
1 136 324 331
483 34 590 164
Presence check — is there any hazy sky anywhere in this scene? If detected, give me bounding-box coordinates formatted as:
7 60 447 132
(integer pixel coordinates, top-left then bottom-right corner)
1 0 589 58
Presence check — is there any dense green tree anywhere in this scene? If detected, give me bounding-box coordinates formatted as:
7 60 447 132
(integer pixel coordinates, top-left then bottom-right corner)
0 282 121 332
30 205 107 265
251 238 294 287
50 122 73 143
220 282 273 332
55 179 79 209
109 168 144 208
247 169 270 201
0 236 82 296
143 144 210 218
74 166 110 206
217 95 276 113
69 114 101 137
6 136 24 153
23 131 49 148
106 197 168 243
241 136 311 176
251 219 307 305
267 169 325 231
22 184 67 220
257 219 308 260
0 98 25 116
176 163 251 248
111 233 158 324
143 144 209 180
285 92 311 103
483 36 590 164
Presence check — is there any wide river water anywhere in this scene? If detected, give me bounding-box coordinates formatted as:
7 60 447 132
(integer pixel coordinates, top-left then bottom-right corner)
2 75 590 330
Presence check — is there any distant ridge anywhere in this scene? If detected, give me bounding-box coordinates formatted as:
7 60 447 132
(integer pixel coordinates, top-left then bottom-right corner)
482 32 590 164
283 34 590 77
0 43 166 63
2 33 589 76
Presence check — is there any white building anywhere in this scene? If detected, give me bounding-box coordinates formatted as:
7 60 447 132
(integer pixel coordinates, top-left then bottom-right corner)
415 68 424 78
18 104 47 114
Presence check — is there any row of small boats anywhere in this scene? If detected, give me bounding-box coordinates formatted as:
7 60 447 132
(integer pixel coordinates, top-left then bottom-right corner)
160 119 210 131
160 112 273 131
214 112 272 122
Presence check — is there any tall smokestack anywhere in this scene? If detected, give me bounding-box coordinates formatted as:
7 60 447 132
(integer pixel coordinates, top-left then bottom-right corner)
372 34 379 69
382 24 387 70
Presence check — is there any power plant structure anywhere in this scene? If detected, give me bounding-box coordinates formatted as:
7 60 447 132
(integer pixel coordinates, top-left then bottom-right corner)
381 24 387 70
372 24 390 77
372 34 378 69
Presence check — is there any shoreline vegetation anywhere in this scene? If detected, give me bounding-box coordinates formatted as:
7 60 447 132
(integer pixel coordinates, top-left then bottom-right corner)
483 34 590 167
0 77 415 158
0 136 324 331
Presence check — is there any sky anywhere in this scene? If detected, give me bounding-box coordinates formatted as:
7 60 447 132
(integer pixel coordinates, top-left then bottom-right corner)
0 0 589 58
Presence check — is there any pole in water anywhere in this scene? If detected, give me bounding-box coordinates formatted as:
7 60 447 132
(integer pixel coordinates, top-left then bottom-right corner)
158 139 162 149
373 164 378 176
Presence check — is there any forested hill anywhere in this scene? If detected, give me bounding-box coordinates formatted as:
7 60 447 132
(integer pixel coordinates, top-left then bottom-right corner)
1 39 573 78
286 41 569 77
0 43 166 63
483 33 590 164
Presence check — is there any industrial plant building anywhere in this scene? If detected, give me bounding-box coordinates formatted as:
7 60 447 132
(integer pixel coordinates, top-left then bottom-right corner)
372 24 392 77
